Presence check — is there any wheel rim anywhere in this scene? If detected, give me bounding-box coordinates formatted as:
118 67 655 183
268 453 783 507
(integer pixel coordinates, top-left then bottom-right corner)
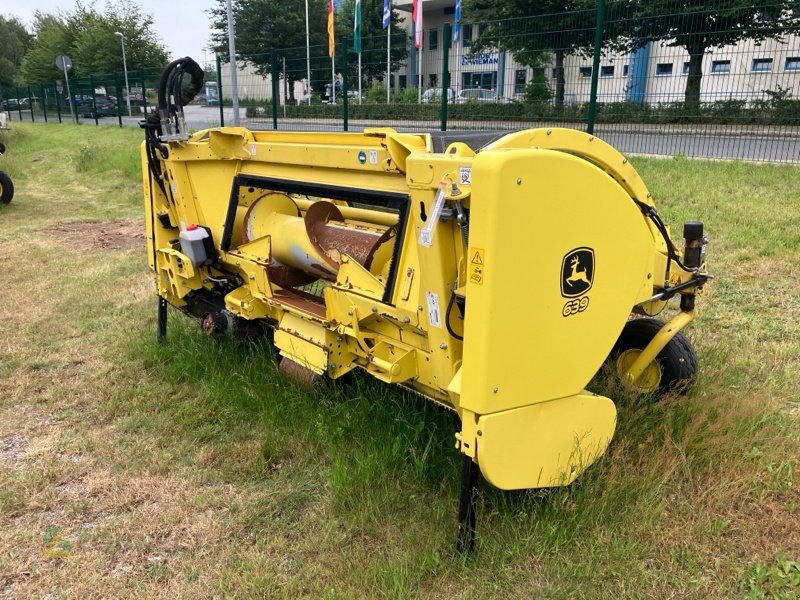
616 349 662 393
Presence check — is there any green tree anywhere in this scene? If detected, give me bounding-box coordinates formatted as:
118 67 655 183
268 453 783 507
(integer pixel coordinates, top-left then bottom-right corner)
209 0 330 101
0 17 33 89
68 2 168 75
335 0 407 90
19 2 168 84
463 0 600 106
20 13 73 84
624 0 800 104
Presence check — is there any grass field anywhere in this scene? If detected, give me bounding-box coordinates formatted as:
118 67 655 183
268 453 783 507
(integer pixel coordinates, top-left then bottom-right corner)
0 121 798 599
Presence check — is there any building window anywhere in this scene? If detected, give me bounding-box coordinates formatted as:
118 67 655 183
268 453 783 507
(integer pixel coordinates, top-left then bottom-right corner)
711 60 731 74
462 24 473 47
514 69 527 94
752 58 773 72
429 28 438 51
443 6 455 14
429 73 437 88
600 65 614 77
462 71 497 90
785 57 800 71
399 75 407 89
683 61 690 75
656 63 673 76
578 66 592 78
551 68 558 79
623 64 629 77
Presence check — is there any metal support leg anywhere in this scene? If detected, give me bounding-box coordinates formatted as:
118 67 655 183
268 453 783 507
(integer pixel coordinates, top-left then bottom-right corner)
456 453 479 554
157 296 167 342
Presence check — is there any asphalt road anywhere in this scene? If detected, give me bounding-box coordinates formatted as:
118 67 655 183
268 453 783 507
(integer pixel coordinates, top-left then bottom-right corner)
6 105 798 163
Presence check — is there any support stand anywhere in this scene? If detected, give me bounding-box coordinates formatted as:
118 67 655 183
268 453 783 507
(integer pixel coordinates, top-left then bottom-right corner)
456 453 479 554
157 296 167 342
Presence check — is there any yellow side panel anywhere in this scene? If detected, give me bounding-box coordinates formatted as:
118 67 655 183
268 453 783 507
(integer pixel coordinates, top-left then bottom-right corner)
274 313 329 375
461 148 653 415
476 393 616 490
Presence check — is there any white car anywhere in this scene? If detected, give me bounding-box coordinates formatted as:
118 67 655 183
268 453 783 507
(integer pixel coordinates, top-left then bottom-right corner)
455 88 510 103
421 88 455 103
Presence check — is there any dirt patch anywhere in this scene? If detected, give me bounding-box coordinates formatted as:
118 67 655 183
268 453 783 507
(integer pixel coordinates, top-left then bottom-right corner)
0 434 29 465
42 220 145 252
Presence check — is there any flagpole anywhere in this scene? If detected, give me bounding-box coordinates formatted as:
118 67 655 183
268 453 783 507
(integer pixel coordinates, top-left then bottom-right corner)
305 0 312 106
417 43 422 103
354 0 362 104
328 0 336 104
416 0 423 102
386 11 391 104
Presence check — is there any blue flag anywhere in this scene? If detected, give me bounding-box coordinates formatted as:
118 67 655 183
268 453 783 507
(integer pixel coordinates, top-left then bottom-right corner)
383 0 391 29
453 0 462 42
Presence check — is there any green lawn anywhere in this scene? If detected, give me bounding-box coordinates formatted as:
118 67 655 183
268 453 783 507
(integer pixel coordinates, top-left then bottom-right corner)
0 122 798 598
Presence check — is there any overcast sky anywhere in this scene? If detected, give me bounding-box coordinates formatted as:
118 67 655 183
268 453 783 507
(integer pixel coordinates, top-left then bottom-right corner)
1 0 219 68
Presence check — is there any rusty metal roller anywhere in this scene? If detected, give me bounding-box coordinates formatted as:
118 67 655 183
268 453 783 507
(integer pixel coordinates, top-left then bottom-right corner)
243 195 392 283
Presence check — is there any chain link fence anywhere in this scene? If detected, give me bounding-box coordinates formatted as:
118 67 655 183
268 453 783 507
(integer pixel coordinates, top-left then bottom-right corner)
2 1 799 162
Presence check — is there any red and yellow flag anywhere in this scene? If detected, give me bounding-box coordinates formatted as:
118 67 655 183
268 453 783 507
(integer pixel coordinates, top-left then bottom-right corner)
328 0 335 58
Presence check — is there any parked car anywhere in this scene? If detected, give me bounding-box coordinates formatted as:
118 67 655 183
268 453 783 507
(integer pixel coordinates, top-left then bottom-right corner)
82 95 117 118
455 88 511 103
1 99 21 111
421 88 455 103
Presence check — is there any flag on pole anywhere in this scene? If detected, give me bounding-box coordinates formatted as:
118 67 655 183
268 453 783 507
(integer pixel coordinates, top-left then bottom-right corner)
412 0 423 49
328 0 335 57
453 0 462 43
354 0 362 52
382 0 391 29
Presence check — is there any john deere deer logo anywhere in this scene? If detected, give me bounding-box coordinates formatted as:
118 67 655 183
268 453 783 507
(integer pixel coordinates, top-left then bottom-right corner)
561 247 594 298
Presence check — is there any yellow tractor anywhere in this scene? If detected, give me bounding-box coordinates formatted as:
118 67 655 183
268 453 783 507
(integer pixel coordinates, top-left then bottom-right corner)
142 59 710 551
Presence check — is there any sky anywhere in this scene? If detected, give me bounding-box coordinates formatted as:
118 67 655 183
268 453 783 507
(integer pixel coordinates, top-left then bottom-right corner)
1 0 219 68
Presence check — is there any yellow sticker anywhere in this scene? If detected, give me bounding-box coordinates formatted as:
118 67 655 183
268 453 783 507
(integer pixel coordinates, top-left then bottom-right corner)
468 247 485 285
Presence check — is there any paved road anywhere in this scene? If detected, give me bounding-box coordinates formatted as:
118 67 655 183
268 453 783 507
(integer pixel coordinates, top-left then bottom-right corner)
6 106 799 163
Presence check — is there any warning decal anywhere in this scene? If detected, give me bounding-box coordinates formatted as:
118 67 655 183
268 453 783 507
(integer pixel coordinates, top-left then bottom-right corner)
468 247 485 285
426 291 442 328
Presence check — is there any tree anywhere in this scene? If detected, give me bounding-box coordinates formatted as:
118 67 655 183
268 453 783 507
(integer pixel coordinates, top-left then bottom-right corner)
0 17 33 89
68 2 169 75
209 0 330 101
335 0 407 89
624 0 800 104
463 0 600 106
19 2 169 84
20 13 73 84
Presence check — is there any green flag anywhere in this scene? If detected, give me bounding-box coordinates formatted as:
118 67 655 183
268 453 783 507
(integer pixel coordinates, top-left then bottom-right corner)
354 0 362 52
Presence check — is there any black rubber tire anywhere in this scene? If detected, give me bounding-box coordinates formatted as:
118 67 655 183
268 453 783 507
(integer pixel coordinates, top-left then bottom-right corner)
0 171 14 204
611 317 698 397
0 142 6 154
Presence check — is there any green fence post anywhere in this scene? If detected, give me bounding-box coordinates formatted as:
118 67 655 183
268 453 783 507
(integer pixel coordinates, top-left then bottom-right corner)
16 87 23 121
40 85 48 122
74 85 80 124
90 76 99 125
55 84 62 123
113 72 123 127
440 23 451 132
587 0 605 135
140 69 147 115
342 39 349 132
216 54 224 127
28 85 36 122
270 49 279 130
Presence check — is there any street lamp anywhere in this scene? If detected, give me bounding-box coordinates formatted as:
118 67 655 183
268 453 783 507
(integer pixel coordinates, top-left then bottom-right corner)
114 31 132 117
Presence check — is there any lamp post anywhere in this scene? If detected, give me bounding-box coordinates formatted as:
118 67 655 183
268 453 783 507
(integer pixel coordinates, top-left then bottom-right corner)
114 31 132 117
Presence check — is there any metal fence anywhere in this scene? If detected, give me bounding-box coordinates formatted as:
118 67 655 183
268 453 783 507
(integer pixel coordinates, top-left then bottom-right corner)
3 0 799 162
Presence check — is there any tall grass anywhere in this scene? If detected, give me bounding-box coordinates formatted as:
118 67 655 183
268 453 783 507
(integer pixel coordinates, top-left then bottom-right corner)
0 122 797 598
